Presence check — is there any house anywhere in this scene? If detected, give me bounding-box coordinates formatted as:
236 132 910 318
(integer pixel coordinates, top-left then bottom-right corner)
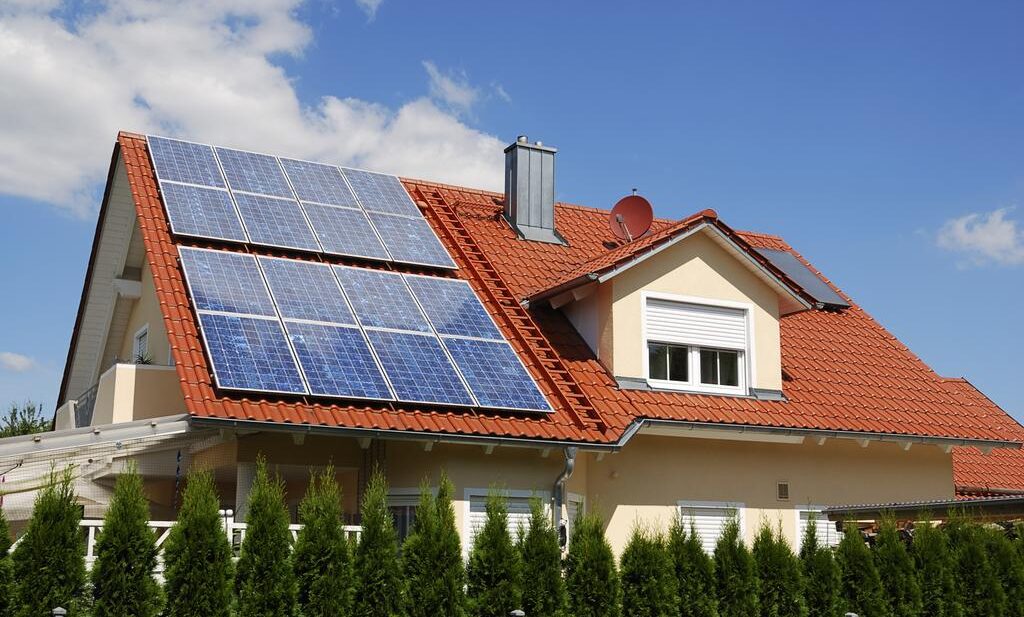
2 131 1020 556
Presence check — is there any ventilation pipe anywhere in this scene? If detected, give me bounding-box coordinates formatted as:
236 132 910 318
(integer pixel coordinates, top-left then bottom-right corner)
553 446 578 548
504 135 565 244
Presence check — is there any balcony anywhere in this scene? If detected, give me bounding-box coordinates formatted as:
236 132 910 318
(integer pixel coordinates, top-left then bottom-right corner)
56 362 186 429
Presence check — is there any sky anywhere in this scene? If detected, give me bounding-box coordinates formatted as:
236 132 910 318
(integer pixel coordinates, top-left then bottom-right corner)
0 1 1021 423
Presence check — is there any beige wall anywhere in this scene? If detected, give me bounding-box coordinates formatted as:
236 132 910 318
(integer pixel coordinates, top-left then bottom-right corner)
90 363 186 425
118 261 172 366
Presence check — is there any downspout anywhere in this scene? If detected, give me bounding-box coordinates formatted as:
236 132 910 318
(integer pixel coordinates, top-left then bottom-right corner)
553 446 578 548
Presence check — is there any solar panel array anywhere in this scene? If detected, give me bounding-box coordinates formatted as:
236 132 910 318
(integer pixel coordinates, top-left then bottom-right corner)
179 247 552 413
147 135 456 269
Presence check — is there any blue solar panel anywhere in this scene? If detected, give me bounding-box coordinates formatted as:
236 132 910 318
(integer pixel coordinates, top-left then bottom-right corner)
302 204 390 261
198 313 306 394
342 168 421 217
368 212 456 269
442 338 551 412
259 257 355 325
215 147 293 198
234 193 320 252
160 182 247 242
280 159 359 207
334 267 431 333
147 136 225 188
179 248 275 316
365 330 473 406
405 276 501 340
286 322 393 400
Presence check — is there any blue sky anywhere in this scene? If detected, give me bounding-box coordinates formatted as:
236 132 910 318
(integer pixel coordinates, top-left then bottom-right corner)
0 0 1021 421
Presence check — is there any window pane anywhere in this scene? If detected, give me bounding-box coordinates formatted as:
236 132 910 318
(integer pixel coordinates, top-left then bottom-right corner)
719 351 739 386
700 349 719 384
668 346 688 381
649 344 668 380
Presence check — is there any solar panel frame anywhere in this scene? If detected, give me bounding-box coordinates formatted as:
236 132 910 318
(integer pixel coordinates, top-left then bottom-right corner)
178 247 277 316
146 135 226 188
158 181 249 243
285 320 394 401
364 329 475 407
233 192 322 252
367 212 458 269
441 336 553 413
196 312 308 395
302 203 392 262
258 256 356 325
404 274 502 340
214 146 295 199
755 248 850 308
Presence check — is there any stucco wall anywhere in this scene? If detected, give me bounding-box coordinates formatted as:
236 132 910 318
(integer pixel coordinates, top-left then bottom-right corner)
118 261 172 365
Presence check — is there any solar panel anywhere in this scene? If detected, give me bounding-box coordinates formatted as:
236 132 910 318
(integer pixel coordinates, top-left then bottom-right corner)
405 275 501 340
179 248 276 316
334 267 431 333
286 321 393 399
259 257 355 325
365 330 474 406
159 182 247 242
280 159 359 207
755 248 850 309
214 147 294 198
147 136 225 188
442 338 552 412
233 193 320 252
198 313 307 394
368 212 457 269
342 168 421 217
302 204 390 261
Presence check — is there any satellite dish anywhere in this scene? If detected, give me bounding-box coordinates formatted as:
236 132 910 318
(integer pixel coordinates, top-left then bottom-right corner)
609 192 653 242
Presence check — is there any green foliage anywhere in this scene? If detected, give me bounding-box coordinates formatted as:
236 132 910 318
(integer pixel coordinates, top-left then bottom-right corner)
620 526 678 617
751 522 805 617
236 456 298 617
466 489 522 617
402 477 453 617
911 521 961 617
713 519 757 617
980 526 1024 617
0 508 14 617
11 467 86 617
162 469 234 617
293 466 354 617
798 517 840 617
90 464 163 617
434 473 467 617
946 517 1005 617
565 511 620 617
352 469 405 617
519 497 566 617
873 517 922 617
0 401 48 438
835 523 888 617
667 519 717 617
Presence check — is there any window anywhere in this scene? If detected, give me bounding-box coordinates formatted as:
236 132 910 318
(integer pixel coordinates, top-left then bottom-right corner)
678 501 744 554
648 343 688 381
388 492 420 543
465 490 545 554
700 349 739 387
797 508 843 550
132 325 149 363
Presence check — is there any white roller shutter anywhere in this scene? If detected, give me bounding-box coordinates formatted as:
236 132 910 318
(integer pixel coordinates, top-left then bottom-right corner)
467 495 536 550
678 502 741 554
798 509 843 549
566 494 584 544
645 299 747 350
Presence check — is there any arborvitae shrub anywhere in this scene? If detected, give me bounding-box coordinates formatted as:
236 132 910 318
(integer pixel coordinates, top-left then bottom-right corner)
620 525 678 617
565 511 620 617
162 469 234 617
352 469 405 617
434 473 467 616
90 464 163 617
751 522 805 617
235 456 298 617
713 519 757 617
0 507 14 617
980 526 1024 617
835 523 888 617
293 466 354 617
11 467 86 617
466 489 522 617
798 517 840 617
667 519 717 617
402 478 440 617
911 520 961 617
947 517 1005 617
519 497 567 617
873 517 922 617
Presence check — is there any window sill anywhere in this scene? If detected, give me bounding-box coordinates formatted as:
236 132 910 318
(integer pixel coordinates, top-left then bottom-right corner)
615 376 785 401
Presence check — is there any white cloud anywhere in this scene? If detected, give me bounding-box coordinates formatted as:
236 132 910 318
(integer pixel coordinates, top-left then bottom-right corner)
0 352 36 373
0 0 504 217
937 207 1024 267
423 60 480 115
355 0 383 20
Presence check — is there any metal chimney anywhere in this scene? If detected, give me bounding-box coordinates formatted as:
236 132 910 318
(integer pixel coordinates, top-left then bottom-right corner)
504 135 565 244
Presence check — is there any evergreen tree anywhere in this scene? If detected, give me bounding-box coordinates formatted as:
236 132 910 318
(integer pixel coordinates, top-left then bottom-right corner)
751 522 805 617
713 519 757 617
90 464 162 617
620 526 678 617
565 511 620 617
911 521 961 617
236 456 297 617
352 469 405 617
11 467 86 617
466 489 522 617
0 507 14 617
667 519 717 617
519 497 566 617
873 517 922 617
946 517 1005 617
835 523 888 617
402 478 440 617
434 473 467 617
798 517 840 617
162 469 234 617
980 526 1024 617
294 466 354 617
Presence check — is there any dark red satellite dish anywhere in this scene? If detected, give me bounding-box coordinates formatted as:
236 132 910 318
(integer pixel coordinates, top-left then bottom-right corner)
609 192 653 241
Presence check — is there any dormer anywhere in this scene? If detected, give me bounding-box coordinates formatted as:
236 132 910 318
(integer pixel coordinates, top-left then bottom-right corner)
528 213 814 398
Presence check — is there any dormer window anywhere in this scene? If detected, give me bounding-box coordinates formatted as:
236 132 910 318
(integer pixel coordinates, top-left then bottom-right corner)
644 295 749 395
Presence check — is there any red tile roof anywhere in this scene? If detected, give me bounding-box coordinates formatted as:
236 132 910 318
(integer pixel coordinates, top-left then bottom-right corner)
116 131 1023 448
945 378 1024 495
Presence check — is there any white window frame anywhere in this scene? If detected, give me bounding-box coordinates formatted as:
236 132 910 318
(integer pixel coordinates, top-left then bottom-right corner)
677 499 745 554
463 488 550 558
641 292 755 396
388 487 427 542
132 325 149 362
795 506 843 551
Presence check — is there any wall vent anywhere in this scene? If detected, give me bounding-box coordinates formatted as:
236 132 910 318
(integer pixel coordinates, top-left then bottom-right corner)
776 481 790 501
